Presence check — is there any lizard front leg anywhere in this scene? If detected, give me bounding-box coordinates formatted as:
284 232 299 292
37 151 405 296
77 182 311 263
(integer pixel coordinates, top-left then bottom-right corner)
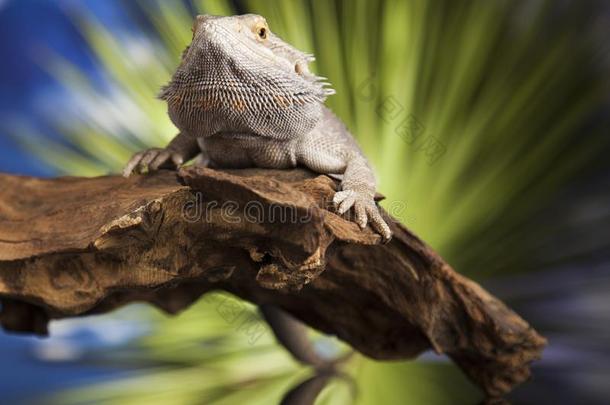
296 134 392 241
123 132 200 177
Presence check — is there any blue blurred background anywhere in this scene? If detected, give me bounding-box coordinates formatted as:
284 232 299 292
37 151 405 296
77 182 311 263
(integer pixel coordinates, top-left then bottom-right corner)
0 0 609 404
0 3 152 401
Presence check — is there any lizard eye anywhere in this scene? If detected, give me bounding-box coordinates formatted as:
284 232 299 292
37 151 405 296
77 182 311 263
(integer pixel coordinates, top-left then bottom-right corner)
256 25 268 40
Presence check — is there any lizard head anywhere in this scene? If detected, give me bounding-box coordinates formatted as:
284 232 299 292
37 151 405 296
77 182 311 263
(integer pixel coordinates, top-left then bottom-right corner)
187 14 334 94
162 14 335 140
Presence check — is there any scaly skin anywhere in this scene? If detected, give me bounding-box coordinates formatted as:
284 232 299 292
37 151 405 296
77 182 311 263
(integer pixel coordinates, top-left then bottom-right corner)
124 13 392 240
123 14 389 370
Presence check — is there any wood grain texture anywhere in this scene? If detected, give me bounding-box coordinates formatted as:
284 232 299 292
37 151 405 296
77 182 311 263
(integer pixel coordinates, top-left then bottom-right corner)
0 167 545 397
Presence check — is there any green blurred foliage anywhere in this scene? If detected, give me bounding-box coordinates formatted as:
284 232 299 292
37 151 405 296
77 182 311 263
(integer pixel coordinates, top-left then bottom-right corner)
17 0 607 403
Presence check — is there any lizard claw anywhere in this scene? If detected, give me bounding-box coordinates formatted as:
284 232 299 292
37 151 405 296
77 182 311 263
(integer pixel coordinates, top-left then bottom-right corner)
123 148 184 177
333 190 392 241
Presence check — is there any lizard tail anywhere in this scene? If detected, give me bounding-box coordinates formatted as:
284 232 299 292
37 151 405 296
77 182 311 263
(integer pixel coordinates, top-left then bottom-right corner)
259 304 353 370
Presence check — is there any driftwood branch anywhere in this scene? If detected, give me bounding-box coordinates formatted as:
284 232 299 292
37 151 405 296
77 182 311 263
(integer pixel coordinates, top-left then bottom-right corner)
0 167 545 397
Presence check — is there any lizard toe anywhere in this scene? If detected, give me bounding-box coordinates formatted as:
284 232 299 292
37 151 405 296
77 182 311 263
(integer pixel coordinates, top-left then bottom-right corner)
123 151 145 177
334 190 356 215
149 150 172 171
137 149 162 173
332 190 349 206
354 201 367 229
366 204 392 242
170 153 184 167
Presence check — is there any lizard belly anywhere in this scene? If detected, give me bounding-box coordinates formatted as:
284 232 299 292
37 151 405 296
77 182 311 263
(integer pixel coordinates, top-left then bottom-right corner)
198 135 297 169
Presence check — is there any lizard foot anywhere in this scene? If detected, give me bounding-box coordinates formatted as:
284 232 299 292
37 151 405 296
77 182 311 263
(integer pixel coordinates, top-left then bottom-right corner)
123 148 185 177
333 190 392 241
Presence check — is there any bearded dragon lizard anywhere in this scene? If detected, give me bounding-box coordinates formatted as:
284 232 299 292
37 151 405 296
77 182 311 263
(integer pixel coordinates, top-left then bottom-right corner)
124 13 392 240
123 14 391 370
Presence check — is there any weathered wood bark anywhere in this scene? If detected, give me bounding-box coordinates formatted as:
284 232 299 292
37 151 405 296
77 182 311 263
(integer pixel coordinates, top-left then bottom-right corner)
0 167 545 397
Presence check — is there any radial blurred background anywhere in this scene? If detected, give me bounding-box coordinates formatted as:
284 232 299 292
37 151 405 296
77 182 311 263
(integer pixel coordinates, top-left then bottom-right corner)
0 0 609 404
